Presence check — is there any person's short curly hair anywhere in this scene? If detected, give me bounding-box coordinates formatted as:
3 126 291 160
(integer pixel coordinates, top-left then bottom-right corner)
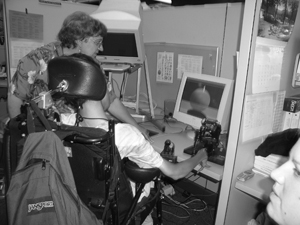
57 11 107 49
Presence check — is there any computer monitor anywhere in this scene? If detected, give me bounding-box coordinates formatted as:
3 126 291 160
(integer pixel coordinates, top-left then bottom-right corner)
96 29 145 65
173 72 234 133
90 0 145 65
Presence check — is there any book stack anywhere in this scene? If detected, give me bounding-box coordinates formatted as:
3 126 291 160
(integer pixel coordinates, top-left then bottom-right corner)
281 96 300 131
253 154 288 177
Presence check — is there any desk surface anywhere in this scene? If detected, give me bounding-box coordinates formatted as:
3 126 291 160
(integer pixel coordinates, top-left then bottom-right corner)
235 173 273 203
151 131 224 181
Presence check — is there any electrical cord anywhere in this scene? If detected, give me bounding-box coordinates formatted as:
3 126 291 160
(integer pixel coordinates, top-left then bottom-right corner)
160 183 216 224
161 192 213 225
111 77 121 96
119 73 127 99
161 197 191 223
164 191 208 212
162 191 214 225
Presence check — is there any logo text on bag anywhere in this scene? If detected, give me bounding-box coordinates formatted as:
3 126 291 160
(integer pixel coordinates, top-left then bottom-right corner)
27 196 55 215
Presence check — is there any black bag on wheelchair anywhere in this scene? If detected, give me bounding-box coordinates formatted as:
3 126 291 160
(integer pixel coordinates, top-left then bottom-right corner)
3 102 162 225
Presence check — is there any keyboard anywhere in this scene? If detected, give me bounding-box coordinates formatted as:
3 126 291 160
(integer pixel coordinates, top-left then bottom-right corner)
102 63 131 72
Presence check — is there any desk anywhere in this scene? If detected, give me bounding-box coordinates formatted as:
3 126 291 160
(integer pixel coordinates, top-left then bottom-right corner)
235 173 273 203
151 130 223 209
151 131 224 182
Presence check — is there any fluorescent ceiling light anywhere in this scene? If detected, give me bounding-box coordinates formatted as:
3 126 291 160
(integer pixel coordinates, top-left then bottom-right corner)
156 0 172 4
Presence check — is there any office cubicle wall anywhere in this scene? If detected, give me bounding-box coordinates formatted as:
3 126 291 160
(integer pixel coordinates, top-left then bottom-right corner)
217 0 300 224
124 4 243 111
139 42 218 110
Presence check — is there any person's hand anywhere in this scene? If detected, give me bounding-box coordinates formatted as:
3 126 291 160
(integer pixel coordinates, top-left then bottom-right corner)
196 148 208 173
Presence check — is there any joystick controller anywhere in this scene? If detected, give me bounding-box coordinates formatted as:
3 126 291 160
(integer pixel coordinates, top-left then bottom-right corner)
160 139 177 163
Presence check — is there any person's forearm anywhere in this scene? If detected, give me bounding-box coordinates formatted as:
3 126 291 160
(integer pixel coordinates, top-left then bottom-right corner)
8 93 23 118
160 149 207 180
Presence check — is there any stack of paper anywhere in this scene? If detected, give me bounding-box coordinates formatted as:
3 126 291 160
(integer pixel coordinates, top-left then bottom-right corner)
253 154 288 177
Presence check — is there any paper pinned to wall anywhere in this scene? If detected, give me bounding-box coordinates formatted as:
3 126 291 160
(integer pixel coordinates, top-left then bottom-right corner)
177 54 203 79
272 90 286 133
156 51 174 83
252 37 286 94
9 10 43 40
242 92 274 142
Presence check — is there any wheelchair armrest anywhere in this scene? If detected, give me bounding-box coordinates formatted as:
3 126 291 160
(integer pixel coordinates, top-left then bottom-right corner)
124 160 160 184
64 133 110 144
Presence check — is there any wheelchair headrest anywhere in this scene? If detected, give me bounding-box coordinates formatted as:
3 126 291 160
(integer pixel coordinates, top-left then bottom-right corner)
48 54 107 100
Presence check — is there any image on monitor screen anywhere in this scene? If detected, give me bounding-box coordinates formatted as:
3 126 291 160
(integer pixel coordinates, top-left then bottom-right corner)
179 78 225 120
173 72 233 132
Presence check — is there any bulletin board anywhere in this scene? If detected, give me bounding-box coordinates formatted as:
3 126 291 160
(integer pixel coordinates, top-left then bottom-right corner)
137 42 219 110
145 42 219 77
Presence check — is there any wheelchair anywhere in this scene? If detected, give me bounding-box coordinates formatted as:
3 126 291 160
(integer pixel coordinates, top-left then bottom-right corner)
3 54 163 225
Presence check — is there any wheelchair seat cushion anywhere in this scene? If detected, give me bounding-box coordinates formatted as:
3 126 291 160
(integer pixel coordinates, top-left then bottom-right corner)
48 54 107 101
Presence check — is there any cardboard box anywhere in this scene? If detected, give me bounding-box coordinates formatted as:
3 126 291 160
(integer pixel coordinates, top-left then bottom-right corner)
283 97 300 112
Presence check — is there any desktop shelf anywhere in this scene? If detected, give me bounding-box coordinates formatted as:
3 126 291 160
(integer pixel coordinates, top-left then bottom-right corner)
235 173 274 203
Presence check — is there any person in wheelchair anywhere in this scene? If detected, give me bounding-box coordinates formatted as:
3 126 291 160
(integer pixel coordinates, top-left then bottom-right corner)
7 11 150 139
48 53 208 224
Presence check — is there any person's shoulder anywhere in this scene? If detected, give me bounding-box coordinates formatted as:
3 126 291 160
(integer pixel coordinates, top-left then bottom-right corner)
43 41 62 50
20 41 63 64
26 41 62 57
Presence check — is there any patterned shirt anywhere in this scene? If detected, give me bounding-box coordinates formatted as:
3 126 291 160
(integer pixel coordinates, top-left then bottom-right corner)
9 41 116 106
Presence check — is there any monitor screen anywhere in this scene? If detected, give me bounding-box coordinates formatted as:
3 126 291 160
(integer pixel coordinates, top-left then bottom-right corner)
173 72 234 132
98 33 138 58
96 31 145 65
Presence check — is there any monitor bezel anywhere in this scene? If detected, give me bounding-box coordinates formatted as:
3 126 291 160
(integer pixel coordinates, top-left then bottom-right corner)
173 72 233 131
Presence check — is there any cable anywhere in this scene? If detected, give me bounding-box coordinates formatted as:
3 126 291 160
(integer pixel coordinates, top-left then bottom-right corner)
119 73 127 99
161 193 209 223
161 189 216 225
184 198 207 212
111 77 121 97
161 198 191 224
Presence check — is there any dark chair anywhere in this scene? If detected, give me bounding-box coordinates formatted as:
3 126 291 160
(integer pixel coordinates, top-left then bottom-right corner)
3 54 164 225
47 54 163 225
